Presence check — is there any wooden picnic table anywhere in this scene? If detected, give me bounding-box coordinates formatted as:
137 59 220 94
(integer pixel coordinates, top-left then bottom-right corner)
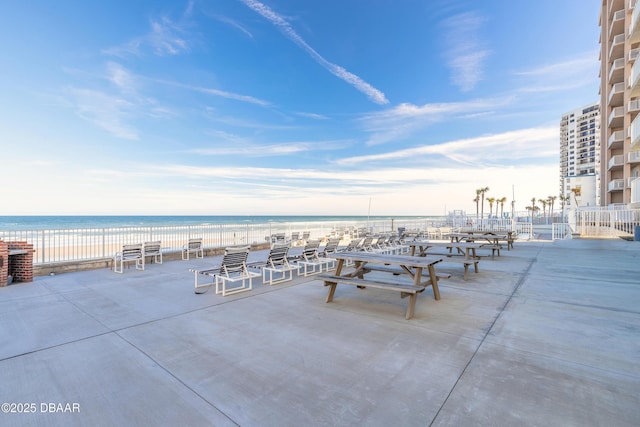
406 240 482 259
319 251 444 319
446 230 515 249
444 232 511 255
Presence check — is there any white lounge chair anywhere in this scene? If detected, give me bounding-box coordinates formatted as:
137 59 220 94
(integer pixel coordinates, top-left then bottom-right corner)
143 241 163 264
182 238 204 260
249 244 296 285
291 240 324 276
113 243 144 273
191 246 260 296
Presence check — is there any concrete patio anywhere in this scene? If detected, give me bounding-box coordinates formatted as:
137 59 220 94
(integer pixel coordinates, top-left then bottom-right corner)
0 238 639 426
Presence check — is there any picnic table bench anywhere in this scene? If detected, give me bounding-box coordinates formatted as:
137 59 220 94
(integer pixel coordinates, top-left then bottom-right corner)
318 252 444 319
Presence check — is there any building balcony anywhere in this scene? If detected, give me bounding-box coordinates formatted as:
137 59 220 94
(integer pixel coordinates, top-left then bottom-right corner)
609 57 625 84
608 130 624 149
609 9 625 39
631 58 640 96
630 100 640 121
609 33 625 59
631 113 640 149
629 151 640 163
608 106 624 128
631 177 640 203
608 154 624 170
608 179 625 191
632 0 640 43
631 48 640 63
609 82 625 106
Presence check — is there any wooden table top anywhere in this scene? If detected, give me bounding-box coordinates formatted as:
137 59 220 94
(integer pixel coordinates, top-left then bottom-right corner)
333 251 442 267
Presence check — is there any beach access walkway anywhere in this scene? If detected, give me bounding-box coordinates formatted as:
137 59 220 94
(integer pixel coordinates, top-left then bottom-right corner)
0 238 639 426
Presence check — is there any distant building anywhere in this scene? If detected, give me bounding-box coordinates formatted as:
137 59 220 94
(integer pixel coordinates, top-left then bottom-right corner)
599 0 640 208
560 103 600 208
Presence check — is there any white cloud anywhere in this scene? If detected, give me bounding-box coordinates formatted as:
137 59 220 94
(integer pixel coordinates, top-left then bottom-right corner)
513 50 599 94
338 125 557 166
103 16 190 57
240 0 389 105
442 12 490 92
66 88 139 140
215 15 254 38
358 97 511 145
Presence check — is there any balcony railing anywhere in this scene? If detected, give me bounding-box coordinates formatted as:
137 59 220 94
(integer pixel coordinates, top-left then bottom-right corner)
610 9 626 39
609 155 624 169
608 106 624 128
629 151 640 163
609 82 625 106
608 179 625 191
610 33 625 59
609 57 625 84
608 130 624 148
632 114 640 149
632 0 640 42
632 177 640 203
630 99 640 112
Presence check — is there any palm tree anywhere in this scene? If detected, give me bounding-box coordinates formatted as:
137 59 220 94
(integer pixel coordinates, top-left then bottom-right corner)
559 193 569 221
475 189 482 221
479 187 489 222
548 196 557 222
487 197 495 219
570 187 581 207
530 197 536 223
540 199 547 219
498 197 507 218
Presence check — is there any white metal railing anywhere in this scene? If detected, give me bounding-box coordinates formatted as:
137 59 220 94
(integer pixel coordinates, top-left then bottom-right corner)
575 208 640 237
0 218 451 265
629 151 640 162
514 222 533 240
630 99 640 112
552 223 573 241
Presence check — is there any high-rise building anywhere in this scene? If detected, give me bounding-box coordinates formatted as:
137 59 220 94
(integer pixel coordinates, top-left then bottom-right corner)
599 0 640 208
560 103 601 208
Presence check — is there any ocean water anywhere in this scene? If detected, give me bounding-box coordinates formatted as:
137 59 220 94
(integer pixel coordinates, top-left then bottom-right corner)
0 215 439 231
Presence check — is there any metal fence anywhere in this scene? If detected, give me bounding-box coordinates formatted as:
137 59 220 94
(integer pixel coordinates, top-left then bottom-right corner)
552 223 573 240
574 209 640 237
0 217 450 265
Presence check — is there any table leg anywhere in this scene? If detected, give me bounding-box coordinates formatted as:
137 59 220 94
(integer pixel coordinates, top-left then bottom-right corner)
427 264 441 300
325 258 344 303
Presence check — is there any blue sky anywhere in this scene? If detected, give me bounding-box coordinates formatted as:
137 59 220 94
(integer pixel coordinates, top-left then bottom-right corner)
0 0 600 216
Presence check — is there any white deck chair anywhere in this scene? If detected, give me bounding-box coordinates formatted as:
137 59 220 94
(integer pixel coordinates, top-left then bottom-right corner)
143 241 163 264
182 238 204 260
113 243 144 273
248 244 296 286
191 246 259 296
292 240 324 276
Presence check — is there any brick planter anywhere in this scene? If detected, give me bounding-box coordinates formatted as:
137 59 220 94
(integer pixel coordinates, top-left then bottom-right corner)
0 241 35 286
0 241 8 286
